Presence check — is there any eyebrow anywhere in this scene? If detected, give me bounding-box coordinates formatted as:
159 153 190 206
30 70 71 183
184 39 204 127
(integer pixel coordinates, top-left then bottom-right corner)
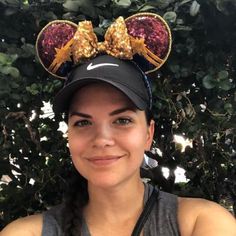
69 107 137 118
69 111 92 118
109 107 137 116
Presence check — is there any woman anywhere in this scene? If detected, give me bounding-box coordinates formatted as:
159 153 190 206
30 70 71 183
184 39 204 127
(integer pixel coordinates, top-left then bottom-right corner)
2 54 236 236
1 13 236 236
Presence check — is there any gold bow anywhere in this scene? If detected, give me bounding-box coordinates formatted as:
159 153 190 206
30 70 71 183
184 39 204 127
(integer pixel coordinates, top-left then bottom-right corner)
49 16 164 74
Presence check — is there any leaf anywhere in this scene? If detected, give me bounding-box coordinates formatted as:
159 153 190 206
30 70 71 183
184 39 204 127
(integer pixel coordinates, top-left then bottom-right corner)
0 89 10 97
99 18 112 28
196 71 205 80
5 0 19 6
179 0 192 6
218 79 232 91
139 5 157 12
93 27 105 37
0 78 10 91
214 0 235 15
217 70 228 80
1 66 20 78
43 11 58 21
152 0 171 9
169 64 180 73
181 67 190 78
21 43 35 57
62 12 77 20
190 0 200 17
163 11 177 23
0 52 8 65
63 0 96 17
0 53 18 66
173 25 192 31
10 81 19 89
8 67 20 78
224 103 233 112
176 18 184 25
63 1 80 12
94 0 110 7
26 83 40 95
11 93 21 100
113 0 131 8
202 75 216 89
4 7 18 16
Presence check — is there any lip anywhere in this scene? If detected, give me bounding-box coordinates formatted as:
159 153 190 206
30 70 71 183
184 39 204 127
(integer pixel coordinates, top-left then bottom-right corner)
86 155 123 166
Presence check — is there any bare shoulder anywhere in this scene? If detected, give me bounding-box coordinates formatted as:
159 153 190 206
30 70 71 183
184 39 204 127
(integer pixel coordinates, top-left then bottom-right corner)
178 197 236 236
0 214 43 236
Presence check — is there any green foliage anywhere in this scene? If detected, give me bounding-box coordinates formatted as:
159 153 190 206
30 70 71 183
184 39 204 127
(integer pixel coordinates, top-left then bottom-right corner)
0 52 19 78
0 0 236 229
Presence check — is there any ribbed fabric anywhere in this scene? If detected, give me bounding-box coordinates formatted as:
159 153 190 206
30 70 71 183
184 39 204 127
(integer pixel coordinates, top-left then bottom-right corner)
42 204 64 236
143 184 180 236
42 183 180 236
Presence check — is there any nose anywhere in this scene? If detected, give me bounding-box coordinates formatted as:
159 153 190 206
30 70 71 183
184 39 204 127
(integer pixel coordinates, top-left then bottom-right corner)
92 123 115 148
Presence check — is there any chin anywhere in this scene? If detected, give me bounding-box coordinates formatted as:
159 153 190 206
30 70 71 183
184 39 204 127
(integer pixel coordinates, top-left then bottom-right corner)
86 174 122 189
74 162 141 190
87 171 141 191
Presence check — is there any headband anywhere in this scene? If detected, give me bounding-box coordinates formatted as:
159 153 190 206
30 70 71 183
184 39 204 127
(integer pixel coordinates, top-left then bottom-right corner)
36 12 172 79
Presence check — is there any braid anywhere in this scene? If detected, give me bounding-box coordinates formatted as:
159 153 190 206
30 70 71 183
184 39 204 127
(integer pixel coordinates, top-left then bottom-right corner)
62 168 89 236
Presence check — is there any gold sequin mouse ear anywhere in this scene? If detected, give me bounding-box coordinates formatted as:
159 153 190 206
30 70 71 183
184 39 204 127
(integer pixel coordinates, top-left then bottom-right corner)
36 13 172 78
125 12 172 73
36 20 78 79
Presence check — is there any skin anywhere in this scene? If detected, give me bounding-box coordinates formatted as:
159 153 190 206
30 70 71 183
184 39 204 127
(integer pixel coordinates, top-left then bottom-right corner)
1 83 236 236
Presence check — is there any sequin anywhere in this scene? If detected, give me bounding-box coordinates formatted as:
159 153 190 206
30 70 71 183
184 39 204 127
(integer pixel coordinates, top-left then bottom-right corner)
36 21 77 77
36 13 171 78
126 15 170 59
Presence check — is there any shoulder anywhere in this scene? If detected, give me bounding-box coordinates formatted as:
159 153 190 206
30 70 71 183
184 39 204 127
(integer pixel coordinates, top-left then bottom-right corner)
178 197 236 236
0 214 43 236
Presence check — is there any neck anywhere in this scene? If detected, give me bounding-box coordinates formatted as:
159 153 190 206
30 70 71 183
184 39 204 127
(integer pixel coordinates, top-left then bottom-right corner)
84 179 145 224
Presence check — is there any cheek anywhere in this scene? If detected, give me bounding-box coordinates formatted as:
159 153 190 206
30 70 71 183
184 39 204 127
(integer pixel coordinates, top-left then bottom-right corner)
67 131 88 174
122 127 149 153
67 130 84 156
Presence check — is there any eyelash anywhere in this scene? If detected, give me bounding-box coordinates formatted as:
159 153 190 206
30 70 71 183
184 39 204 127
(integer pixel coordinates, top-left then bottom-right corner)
114 117 133 125
73 119 91 127
73 117 133 127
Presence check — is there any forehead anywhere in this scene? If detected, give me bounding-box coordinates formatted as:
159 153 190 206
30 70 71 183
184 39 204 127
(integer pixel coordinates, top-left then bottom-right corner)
69 82 136 110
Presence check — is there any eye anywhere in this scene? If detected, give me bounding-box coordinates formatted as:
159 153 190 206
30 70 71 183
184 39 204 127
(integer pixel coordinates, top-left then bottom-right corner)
114 117 133 125
74 119 92 127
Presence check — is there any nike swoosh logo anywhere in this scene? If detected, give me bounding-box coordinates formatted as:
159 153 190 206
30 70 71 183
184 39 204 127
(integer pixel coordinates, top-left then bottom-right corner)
87 63 119 70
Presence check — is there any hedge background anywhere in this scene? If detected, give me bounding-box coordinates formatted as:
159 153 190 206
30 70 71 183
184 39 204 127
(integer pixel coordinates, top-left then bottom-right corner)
0 0 236 229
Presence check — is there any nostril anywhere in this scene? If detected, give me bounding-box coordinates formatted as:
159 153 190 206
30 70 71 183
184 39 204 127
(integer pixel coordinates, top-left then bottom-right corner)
92 136 115 148
92 131 115 148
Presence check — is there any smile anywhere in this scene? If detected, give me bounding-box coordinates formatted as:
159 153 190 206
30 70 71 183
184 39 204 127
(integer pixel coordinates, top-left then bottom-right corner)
86 155 123 166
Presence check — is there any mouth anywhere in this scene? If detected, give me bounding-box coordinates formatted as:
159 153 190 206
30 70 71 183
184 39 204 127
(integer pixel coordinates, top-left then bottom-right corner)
86 155 123 166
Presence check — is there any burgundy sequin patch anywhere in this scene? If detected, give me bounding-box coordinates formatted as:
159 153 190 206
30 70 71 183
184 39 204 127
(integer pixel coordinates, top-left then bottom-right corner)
37 22 77 68
126 15 169 59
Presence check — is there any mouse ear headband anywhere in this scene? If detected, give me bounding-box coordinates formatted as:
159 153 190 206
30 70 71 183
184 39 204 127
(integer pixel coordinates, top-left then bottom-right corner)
36 12 172 79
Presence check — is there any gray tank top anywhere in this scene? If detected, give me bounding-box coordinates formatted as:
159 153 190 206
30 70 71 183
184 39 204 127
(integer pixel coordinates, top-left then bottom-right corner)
42 183 180 236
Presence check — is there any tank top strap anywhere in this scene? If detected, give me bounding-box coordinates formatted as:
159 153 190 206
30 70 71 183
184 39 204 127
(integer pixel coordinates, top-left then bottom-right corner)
42 204 64 236
41 183 180 236
143 182 180 236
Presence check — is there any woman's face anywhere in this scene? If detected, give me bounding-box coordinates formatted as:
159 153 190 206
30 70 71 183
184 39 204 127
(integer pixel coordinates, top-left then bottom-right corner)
67 82 154 189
